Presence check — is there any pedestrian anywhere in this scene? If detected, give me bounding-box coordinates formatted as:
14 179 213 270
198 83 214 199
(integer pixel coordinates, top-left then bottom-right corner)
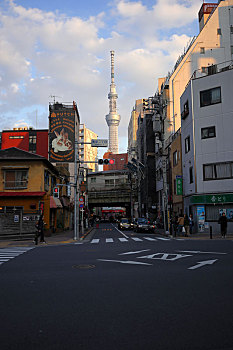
177 214 184 235
35 215 46 245
189 214 194 234
184 214 189 236
218 212 227 238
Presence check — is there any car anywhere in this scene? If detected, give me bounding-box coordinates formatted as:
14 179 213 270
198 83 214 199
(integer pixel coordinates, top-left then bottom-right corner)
118 218 131 230
134 218 153 233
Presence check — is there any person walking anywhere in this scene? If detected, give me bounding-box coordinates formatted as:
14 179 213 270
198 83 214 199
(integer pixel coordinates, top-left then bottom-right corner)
218 212 227 238
35 215 46 245
177 214 184 235
189 214 194 234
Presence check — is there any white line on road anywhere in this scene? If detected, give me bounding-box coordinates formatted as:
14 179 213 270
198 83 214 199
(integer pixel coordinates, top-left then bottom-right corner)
111 224 129 238
143 237 157 241
178 250 227 255
156 237 170 241
131 237 143 242
98 259 152 266
119 249 150 255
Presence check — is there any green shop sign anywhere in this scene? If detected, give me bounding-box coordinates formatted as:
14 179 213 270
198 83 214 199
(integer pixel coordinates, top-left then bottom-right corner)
176 176 183 196
191 193 233 204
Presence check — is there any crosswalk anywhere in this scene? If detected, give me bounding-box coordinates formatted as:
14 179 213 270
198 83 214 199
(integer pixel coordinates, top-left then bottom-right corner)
0 247 34 266
78 236 174 245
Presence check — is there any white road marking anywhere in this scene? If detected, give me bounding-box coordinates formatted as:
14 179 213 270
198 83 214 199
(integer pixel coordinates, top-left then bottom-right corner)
119 249 150 255
112 224 129 238
106 238 114 243
91 239 100 244
98 259 152 266
131 237 143 242
0 247 34 266
138 253 192 261
143 237 157 241
156 237 170 241
188 259 218 270
178 250 227 255
118 238 128 242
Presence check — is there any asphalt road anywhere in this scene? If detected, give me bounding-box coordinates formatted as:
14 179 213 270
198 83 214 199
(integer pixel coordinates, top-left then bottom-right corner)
1 222 233 350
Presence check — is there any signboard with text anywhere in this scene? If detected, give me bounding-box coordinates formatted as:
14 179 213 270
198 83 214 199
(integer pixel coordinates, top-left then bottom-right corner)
176 175 183 196
49 110 75 162
91 139 108 147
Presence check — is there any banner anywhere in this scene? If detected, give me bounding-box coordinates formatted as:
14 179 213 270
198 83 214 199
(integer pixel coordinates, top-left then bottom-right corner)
49 110 75 162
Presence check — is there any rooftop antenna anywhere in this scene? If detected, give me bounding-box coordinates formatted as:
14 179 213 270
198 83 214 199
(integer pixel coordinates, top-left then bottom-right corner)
49 95 62 104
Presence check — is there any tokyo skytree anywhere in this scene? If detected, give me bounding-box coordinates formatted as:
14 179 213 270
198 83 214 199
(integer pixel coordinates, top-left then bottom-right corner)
105 50 121 154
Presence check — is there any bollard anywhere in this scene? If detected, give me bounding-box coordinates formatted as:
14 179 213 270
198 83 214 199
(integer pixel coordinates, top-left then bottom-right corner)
210 226 212 239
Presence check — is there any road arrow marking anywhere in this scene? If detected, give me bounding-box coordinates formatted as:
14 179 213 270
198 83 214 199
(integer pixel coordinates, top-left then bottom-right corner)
119 249 150 255
188 259 218 270
98 259 152 266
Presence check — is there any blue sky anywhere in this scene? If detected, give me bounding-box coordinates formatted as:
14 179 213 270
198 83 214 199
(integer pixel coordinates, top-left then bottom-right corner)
0 0 210 155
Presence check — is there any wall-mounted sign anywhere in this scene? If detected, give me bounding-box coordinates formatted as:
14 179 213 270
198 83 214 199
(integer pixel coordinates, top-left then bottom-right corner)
91 139 108 147
176 175 182 195
49 110 75 162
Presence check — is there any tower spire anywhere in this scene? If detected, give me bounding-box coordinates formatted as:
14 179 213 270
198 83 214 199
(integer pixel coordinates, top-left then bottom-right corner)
105 50 121 154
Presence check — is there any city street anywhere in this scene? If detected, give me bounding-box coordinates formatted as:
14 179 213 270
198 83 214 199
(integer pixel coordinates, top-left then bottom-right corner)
1 222 233 350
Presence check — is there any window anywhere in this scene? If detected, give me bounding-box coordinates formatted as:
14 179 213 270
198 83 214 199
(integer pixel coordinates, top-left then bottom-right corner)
200 87 221 107
44 170 50 191
4 169 28 189
200 47 205 54
217 28 222 35
181 100 189 119
201 67 207 74
105 179 114 187
189 167 193 184
203 162 233 180
29 135 37 153
231 26 233 34
91 178 96 183
173 151 178 166
185 136 190 153
9 136 24 139
201 126 216 139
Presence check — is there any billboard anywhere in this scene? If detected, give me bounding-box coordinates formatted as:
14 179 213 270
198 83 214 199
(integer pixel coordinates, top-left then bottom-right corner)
49 110 75 162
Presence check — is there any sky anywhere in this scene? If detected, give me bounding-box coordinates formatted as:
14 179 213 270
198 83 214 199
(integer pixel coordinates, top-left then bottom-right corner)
0 0 210 156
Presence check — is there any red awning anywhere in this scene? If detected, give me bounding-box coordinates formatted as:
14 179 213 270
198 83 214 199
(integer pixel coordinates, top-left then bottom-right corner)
0 192 45 197
50 196 63 209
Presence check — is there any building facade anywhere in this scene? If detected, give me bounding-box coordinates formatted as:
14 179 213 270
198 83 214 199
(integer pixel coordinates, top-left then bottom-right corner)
1 128 48 158
79 124 98 172
181 62 233 233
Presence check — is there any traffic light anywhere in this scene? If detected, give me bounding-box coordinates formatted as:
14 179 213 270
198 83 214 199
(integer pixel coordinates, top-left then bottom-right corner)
98 159 115 165
53 187 59 198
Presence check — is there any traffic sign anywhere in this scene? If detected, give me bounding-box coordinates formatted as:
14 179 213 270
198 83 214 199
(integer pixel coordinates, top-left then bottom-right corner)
91 139 108 147
79 197 84 203
79 204 84 208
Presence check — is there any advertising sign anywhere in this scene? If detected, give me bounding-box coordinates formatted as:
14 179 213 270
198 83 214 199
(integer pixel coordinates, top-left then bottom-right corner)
49 110 75 162
197 205 205 232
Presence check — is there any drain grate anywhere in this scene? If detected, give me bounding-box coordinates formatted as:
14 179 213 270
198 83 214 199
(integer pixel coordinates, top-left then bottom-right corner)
72 264 96 269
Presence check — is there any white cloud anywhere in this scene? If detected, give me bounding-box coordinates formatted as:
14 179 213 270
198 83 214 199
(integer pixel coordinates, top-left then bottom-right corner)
0 0 202 148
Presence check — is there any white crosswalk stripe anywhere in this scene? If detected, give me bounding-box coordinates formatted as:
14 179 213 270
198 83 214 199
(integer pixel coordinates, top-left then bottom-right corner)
106 238 114 243
88 237 173 244
0 247 34 266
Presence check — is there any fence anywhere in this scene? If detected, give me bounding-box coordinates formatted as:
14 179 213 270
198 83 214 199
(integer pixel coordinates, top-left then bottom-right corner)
0 211 39 238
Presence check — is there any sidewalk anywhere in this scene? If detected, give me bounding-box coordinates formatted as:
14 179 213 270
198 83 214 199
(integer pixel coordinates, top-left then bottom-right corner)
0 227 94 248
157 228 233 240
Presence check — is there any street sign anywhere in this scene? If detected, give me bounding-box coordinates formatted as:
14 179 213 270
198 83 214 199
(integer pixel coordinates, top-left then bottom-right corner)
79 197 84 203
91 139 108 147
176 175 182 195
79 204 84 208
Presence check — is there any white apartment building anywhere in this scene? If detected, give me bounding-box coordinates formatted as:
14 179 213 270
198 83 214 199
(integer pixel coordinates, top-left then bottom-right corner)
181 64 233 234
79 124 98 173
164 0 233 137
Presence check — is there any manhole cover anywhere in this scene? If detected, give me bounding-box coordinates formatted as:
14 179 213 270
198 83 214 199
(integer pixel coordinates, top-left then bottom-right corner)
72 264 95 270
